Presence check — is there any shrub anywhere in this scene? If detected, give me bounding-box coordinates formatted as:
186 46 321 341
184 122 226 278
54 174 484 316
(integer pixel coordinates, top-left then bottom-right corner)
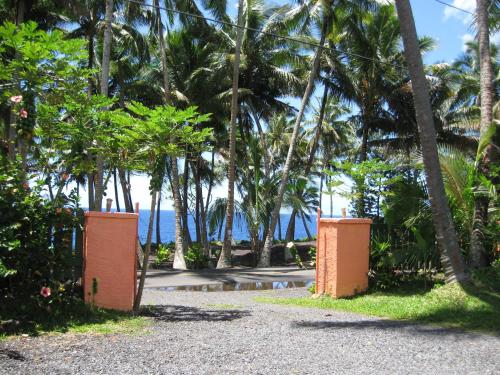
185 244 209 269
0 158 81 319
154 244 171 266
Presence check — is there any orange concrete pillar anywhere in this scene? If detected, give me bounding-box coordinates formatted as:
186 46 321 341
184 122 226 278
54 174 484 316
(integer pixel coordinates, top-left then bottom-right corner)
83 212 138 311
315 216 372 298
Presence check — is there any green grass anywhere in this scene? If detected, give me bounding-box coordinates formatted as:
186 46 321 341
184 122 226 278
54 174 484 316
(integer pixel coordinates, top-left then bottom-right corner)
1 302 150 340
256 269 500 334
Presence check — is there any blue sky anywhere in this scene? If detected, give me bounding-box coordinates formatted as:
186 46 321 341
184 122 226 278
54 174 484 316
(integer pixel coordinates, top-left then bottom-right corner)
75 0 498 213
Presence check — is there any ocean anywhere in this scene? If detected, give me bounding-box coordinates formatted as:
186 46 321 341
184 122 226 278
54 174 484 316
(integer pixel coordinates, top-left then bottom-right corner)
136 210 320 243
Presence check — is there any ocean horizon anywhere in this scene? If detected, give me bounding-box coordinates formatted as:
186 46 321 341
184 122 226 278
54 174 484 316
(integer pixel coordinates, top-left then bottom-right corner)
133 209 331 243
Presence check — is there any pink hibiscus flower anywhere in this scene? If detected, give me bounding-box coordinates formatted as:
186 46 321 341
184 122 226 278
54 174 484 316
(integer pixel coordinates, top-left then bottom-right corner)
10 95 23 103
19 109 28 118
40 286 51 298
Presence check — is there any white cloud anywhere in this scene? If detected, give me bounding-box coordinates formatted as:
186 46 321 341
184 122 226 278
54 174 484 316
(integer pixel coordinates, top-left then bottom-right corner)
492 32 500 46
460 33 474 51
443 0 475 24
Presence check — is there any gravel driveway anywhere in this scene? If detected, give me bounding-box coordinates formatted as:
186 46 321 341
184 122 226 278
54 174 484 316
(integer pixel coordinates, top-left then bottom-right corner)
1 288 499 375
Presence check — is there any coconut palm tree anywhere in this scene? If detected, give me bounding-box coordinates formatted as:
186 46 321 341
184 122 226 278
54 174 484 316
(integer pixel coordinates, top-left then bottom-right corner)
216 0 245 268
470 0 497 267
258 0 377 266
284 178 319 242
394 0 468 282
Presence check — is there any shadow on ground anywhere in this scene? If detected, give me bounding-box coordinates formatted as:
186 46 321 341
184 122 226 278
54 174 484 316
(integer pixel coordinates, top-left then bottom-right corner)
0 348 26 361
142 305 251 322
292 319 487 338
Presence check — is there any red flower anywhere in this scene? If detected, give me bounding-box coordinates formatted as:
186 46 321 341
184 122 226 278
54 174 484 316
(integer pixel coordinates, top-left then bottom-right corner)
19 108 28 118
10 95 22 103
40 287 51 298
62 173 69 181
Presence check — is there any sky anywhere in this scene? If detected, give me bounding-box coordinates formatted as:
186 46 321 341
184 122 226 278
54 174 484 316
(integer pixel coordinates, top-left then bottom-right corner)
71 0 498 213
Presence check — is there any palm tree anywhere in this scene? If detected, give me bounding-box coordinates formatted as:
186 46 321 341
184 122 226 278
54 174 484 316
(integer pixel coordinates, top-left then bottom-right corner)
470 0 497 267
91 0 114 212
284 178 319 242
217 0 245 268
257 1 331 267
394 0 467 282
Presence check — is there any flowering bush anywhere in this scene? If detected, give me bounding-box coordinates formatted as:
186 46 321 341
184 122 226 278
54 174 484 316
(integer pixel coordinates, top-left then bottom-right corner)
0 158 81 319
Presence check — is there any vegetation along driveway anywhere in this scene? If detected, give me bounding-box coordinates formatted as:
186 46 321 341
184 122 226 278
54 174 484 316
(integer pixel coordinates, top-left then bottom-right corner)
1 287 499 374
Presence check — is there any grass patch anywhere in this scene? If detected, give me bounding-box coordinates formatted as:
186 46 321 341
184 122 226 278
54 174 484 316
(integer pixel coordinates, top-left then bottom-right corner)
255 268 500 334
1 302 150 340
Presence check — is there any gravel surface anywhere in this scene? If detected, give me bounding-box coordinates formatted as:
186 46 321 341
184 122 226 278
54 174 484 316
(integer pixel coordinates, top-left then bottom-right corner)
1 288 499 375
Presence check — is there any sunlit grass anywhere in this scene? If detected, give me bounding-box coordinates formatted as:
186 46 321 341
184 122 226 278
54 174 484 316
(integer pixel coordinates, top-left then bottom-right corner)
1 303 150 339
256 269 500 334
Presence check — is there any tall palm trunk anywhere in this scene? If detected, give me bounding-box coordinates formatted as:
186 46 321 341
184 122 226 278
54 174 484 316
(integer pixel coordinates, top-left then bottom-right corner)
395 0 468 282
470 0 495 268
300 211 312 241
258 20 328 267
182 154 192 246
252 110 271 178
93 0 113 211
171 159 187 268
217 0 245 268
285 213 295 243
133 190 157 311
154 0 187 269
287 83 330 242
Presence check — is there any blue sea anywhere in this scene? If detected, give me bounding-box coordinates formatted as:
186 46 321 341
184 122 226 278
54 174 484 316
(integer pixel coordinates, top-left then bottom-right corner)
136 210 319 243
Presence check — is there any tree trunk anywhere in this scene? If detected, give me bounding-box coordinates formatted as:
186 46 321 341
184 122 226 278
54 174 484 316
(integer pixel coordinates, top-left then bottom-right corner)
277 214 282 241
252 110 271 178
395 0 468 283
113 168 120 212
470 0 495 268
285 83 331 246
182 155 191 246
193 163 202 243
319 174 323 214
285 213 295 243
301 211 312 241
93 0 114 212
192 157 209 254
88 172 95 210
118 167 133 212
133 189 157 311
359 122 369 162
258 20 328 267
171 158 187 269
155 0 187 269
217 0 245 268
156 188 162 244
205 148 215 215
